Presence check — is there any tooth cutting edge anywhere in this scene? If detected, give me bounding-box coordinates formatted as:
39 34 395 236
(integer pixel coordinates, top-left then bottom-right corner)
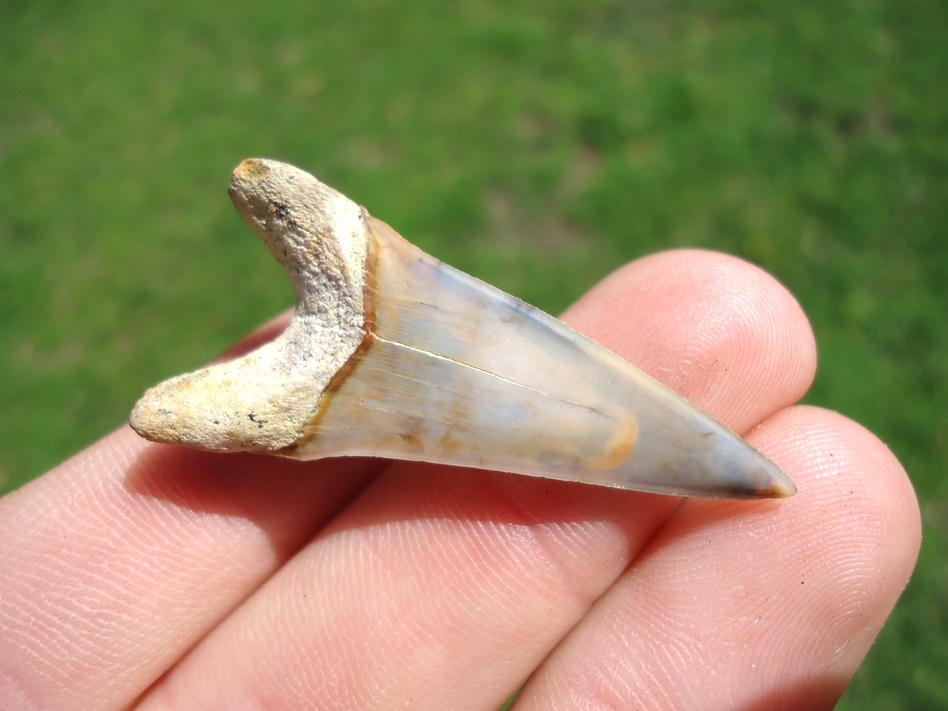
130 158 796 500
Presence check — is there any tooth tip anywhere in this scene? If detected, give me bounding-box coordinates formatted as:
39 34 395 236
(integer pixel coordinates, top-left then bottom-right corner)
734 460 797 499
754 456 797 498
763 476 797 499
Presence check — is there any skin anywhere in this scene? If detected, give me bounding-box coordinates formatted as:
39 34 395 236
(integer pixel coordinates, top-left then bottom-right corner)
0 250 920 710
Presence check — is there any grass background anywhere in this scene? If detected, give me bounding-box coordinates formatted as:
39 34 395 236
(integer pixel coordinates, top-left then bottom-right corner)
1 0 944 706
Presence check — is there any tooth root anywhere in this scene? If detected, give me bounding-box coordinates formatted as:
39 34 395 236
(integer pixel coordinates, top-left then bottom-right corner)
130 158 796 500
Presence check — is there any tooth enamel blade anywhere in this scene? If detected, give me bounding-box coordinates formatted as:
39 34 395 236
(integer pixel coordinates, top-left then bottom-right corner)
130 158 795 499
296 217 793 499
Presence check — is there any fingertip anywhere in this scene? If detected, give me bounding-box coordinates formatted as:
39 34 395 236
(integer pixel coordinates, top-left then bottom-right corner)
755 405 921 577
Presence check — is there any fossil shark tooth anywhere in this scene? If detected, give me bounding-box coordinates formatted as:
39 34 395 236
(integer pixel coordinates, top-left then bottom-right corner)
130 158 796 499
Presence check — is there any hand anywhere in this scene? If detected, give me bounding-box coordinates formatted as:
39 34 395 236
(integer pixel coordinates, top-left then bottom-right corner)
0 250 920 710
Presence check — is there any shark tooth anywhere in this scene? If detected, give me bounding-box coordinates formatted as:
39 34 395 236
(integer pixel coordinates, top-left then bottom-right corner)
130 158 795 499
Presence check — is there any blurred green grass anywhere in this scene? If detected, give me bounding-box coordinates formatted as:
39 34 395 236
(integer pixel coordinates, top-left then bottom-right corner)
1 0 945 706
